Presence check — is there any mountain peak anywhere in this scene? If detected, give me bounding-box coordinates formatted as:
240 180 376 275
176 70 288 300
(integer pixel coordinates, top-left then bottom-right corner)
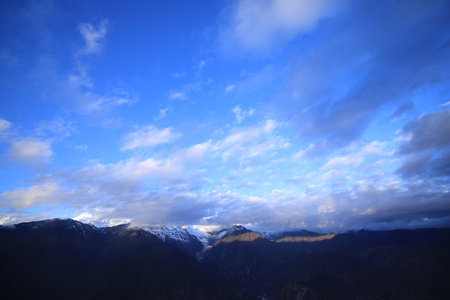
213 231 263 246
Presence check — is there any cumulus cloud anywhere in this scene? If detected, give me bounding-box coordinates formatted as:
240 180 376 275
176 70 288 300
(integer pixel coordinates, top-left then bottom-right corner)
0 182 64 208
121 126 180 151
215 119 284 160
7 139 52 165
208 179 450 231
321 140 388 169
40 157 215 226
78 19 108 55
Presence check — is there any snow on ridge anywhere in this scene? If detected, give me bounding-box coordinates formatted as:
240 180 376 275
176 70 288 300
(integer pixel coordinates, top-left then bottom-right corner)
87 219 131 228
258 231 280 241
142 225 241 247
144 226 193 243
71 217 273 248
0 214 17 226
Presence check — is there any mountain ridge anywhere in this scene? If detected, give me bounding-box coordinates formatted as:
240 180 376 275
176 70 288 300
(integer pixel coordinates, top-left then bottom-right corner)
3 218 450 299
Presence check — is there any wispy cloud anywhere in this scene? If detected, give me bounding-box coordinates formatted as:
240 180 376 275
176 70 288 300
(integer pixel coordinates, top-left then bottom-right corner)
168 91 187 100
78 19 108 55
232 105 254 123
121 125 180 151
438 100 450 107
0 119 12 134
154 108 171 121
282 0 450 153
219 0 342 55
225 84 235 93
35 118 77 140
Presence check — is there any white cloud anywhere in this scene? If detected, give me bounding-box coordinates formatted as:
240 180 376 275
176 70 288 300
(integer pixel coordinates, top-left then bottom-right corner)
168 91 187 100
171 141 213 164
7 139 52 165
57 70 138 115
438 100 450 107
172 72 185 78
322 156 355 169
320 169 346 181
0 119 12 133
225 84 235 93
198 60 207 69
0 182 64 208
232 105 255 123
321 140 389 169
154 108 171 121
121 125 180 151
215 119 284 161
78 19 108 55
35 118 77 140
221 0 341 53
292 143 317 161
74 145 88 151
83 94 138 114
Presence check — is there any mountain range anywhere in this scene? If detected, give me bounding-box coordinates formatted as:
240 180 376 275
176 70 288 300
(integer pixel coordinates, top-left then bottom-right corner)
1 218 450 299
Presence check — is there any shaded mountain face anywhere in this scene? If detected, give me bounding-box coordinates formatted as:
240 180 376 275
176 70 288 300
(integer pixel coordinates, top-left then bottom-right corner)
0 219 236 300
261 229 321 242
201 226 450 300
2 219 450 300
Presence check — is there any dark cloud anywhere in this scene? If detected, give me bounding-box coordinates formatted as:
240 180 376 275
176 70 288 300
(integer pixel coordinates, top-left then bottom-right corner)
390 101 414 120
430 151 450 177
399 108 450 154
395 153 430 178
396 151 450 179
285 0 450 149
396 108 450 179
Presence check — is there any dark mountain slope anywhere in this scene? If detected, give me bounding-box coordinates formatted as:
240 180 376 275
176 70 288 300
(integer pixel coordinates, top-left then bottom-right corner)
201 228 396 299
276 230 450 299
2 219 450 300
0 219 237 300
263 229 321 242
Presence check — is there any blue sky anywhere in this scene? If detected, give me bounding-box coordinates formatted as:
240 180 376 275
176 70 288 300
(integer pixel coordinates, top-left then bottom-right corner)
1 0 450 232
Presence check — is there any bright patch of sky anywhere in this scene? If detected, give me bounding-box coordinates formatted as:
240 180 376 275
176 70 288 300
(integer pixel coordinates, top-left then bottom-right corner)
1 0 450 231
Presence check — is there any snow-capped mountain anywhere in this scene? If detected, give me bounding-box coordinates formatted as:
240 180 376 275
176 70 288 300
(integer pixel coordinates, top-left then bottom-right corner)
86 219 131 228
141 225 253 257
144 226 204 257
201 225 250 244
144 226 193 243
74 212 131 228
142 225 248 248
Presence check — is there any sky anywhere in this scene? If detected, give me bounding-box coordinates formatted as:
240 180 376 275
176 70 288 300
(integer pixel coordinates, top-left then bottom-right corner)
1 0 450 232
